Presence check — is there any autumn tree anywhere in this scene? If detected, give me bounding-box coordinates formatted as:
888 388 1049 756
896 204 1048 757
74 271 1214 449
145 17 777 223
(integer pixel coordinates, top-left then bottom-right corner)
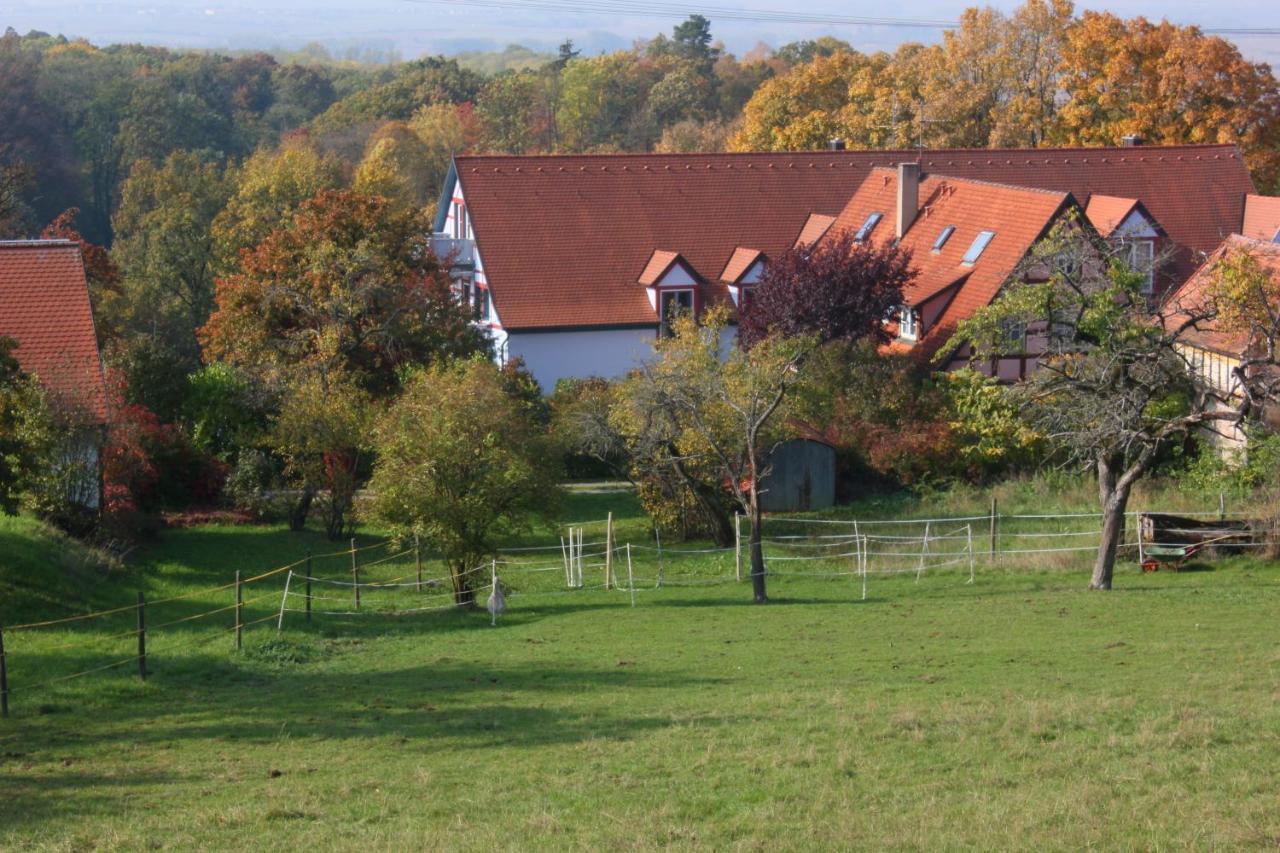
271 370 371 538
202 189 488 535
212 136 341 274
951 224 1232 589
1054 13 1280 189
615 309 817 603
202 189 488 397
352 122 439 212
371 359 562 606
738 230 914 349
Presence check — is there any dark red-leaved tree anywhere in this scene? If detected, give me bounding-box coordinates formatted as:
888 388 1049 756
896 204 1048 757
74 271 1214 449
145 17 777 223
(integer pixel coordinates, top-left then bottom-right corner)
738 231 915 349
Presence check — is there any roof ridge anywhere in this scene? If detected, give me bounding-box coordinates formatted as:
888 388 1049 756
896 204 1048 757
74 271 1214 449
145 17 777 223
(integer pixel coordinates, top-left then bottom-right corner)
0 239 79 249
454 143 1242 164
921 173 1072 199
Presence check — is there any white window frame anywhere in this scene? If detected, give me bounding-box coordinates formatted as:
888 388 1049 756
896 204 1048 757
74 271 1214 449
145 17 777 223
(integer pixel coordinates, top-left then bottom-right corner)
1126 238 1155 294
898 306 919 341
659 288 695 337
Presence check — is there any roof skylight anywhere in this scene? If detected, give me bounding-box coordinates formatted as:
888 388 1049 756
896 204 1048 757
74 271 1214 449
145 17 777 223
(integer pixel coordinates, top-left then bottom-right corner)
933 225 956 252
962 231 996 265
854 212 883 242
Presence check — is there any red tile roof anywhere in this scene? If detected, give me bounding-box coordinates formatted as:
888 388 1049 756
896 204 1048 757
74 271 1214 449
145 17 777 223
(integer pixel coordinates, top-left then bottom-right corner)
1084 195 1140 237
637 250 683 286
0 241 108 424
455 144 1253 331
1242 194 1280 242
794 213 836 249
824 169 1072 360
1165 234 1280 356
720 247 762 283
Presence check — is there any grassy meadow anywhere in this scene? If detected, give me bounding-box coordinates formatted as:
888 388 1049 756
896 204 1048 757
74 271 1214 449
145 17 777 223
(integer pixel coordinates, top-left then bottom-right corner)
1 483 1278 850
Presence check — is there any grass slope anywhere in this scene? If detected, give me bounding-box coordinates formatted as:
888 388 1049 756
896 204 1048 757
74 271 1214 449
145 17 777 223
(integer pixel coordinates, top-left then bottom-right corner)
1 489 1278 849
0 515 128 627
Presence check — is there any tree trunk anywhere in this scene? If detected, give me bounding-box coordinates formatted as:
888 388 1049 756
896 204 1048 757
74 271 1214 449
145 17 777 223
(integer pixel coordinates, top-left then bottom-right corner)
1091 456 1132 590
450 560 477 608
288 488 314 532
749 497 767 603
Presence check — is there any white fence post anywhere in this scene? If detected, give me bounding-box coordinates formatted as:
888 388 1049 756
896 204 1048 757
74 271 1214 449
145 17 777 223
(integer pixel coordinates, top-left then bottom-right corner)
734 513 742 582
916 521 931 583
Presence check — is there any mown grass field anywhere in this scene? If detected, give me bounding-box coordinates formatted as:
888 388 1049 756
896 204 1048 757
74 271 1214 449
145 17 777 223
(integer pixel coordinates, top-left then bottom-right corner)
2 484 1278 850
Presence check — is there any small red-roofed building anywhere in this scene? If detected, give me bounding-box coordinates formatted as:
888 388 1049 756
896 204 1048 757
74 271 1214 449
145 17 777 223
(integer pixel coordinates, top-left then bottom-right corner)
0 239 109 508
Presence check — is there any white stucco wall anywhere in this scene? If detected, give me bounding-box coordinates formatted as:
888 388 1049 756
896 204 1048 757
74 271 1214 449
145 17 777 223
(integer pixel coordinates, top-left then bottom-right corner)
506 328 658 392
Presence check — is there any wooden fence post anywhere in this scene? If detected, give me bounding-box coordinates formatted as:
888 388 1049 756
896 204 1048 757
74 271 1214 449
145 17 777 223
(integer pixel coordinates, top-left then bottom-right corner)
235 570 243 650
305 551 312 623
414 532 423 592
0 623 9 718
604 512 614 589
989 497 998 561
734 512 742 582
136 592 147 682
351 538 360 610
1219 493 1226 520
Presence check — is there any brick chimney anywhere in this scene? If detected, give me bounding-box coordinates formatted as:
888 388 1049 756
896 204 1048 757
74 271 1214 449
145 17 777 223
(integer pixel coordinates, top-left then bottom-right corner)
896 162 920 239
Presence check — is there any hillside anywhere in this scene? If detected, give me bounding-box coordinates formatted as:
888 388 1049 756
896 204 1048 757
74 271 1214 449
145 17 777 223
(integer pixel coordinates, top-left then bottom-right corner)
0 514 130 627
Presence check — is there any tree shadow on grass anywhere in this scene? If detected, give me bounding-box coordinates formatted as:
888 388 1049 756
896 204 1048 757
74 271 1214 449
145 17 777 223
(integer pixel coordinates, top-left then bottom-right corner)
0 768 189 836
1 655 744 831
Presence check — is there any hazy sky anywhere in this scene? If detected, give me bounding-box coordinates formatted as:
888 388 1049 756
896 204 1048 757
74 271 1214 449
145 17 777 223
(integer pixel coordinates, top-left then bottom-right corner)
1 0 1276 63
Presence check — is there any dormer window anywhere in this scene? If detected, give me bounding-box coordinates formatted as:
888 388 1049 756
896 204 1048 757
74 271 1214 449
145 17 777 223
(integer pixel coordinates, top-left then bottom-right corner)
660 290 694 337
898 306 919 341
932 225 956 253
962 231 996 265
1123 238 1155 294
854 212 883 242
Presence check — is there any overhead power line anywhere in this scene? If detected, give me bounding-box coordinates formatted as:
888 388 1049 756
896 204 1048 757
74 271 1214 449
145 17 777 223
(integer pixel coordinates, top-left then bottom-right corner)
405 0 1280 36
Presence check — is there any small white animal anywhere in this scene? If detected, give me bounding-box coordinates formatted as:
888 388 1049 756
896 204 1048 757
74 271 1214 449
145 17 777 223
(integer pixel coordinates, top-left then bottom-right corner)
486 579 506 624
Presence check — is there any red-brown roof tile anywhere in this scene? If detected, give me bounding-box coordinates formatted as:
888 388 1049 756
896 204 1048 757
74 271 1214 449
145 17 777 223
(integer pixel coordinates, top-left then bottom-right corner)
1242 194 1280 242
1085 195 1140 237
794 213 836 249
456 144 1253 331
720 247 762 283
0 240 108 424
638 250 683 286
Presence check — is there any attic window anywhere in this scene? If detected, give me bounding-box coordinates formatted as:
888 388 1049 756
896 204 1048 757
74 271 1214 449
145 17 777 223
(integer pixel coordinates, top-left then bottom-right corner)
898 306 919 341
854 212 883 242
962 231 996 265
932 225 956 253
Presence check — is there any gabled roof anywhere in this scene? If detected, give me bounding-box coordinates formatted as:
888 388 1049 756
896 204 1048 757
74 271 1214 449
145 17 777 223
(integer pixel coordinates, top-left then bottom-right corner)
638 250 684 286
794 214 836 249
0 240 108 424
720 247 763 284
823 169 1073 359
1165 234 1280 357
1085 195 1163 239
1085 195 1139 237
452 144 1253 331
1242 194 1280 243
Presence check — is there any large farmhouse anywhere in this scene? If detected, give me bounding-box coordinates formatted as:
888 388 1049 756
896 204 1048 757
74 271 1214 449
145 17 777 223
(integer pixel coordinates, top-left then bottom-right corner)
0 239 109 508
432 143 1258 392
